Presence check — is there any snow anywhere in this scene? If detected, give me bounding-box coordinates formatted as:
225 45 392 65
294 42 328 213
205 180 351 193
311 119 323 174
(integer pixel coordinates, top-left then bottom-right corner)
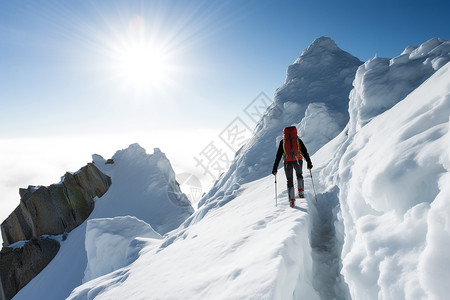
8 240 27 249
83 216 162 283
91 143 193 234
69 175 320 300
298 103 346 154
10 37 450 300
348 38 449 134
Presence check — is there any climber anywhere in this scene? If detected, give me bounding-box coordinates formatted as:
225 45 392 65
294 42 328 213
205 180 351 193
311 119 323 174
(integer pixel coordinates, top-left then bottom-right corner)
272 126 313 208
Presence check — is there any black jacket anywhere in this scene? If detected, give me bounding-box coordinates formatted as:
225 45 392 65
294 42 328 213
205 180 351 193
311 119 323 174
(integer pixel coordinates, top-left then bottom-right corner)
272 137 312 173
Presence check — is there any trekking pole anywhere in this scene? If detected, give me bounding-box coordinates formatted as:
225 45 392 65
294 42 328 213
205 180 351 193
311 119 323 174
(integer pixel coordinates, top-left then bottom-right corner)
309 169 318 203
274 174 278 207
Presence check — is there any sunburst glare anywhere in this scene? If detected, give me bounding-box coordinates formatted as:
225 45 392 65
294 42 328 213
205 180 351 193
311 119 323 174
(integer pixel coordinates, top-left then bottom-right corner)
105 16 179 96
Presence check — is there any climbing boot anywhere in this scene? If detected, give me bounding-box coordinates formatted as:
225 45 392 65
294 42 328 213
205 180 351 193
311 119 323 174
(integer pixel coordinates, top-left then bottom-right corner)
288 186 295 207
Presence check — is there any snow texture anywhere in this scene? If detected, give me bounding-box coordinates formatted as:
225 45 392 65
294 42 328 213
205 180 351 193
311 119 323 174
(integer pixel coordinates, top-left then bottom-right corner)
83 216 162 283
298 102 346 154
91 144 193 234
340 61 450 300
348 38 450 134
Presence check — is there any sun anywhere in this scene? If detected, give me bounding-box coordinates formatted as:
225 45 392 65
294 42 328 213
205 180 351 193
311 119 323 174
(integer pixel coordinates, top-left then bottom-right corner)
106 17 177 95
114 42 171 90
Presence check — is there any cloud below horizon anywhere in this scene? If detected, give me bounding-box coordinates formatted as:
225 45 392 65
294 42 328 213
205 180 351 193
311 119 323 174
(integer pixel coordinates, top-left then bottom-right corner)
0 129 221 245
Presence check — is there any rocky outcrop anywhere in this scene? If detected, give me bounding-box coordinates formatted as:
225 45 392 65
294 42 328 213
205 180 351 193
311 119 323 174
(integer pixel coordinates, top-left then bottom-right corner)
0 162 111 299
1 163 111 246
0 237 60 300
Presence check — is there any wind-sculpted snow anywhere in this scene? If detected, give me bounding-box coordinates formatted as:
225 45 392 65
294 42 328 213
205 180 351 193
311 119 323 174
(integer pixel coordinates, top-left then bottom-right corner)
91 144 193 234
348 38 450 134
314 61 450 299
83 216 162 283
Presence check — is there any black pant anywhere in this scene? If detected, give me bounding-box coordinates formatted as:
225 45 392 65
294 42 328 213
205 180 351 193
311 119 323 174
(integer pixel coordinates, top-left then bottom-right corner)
284 160 303 188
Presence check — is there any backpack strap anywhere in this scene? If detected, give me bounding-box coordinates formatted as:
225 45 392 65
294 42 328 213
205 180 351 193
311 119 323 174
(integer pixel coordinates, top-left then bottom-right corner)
297 138 302 156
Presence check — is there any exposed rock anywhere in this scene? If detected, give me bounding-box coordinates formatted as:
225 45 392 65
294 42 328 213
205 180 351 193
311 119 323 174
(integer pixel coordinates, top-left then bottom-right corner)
0 237 60 300
1 163 111 247
0 163 111 299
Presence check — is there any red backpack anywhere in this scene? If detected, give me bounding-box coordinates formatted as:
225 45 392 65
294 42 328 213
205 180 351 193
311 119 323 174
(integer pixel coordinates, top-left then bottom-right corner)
283 126 303 162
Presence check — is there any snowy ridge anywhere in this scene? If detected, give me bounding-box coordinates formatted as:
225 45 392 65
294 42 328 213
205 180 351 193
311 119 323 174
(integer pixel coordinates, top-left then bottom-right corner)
348 37 450 134
195 37 362 223
295 36 341 64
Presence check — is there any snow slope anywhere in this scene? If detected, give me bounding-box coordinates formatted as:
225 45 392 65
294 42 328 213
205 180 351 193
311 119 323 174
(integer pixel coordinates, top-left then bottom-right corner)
83 216 162 283
69 174 321 300
14 144 193 300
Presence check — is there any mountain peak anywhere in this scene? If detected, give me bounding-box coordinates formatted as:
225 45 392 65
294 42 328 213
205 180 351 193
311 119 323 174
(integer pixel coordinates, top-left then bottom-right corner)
294 37 340 63
307 36 339 50
287 37 362 83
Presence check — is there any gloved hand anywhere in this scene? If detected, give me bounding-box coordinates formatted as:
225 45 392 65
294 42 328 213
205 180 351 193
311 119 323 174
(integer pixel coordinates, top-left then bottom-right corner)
307 161 313 170
272 170 277 175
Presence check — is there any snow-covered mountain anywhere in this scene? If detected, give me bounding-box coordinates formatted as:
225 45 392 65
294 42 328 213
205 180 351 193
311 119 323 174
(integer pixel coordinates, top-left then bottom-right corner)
13 144 193 299
196 37 362 220
9 37 450 300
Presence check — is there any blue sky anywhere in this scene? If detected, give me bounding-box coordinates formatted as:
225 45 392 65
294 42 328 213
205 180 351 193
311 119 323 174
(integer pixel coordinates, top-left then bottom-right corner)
1 0 449 137
0 0 449 225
